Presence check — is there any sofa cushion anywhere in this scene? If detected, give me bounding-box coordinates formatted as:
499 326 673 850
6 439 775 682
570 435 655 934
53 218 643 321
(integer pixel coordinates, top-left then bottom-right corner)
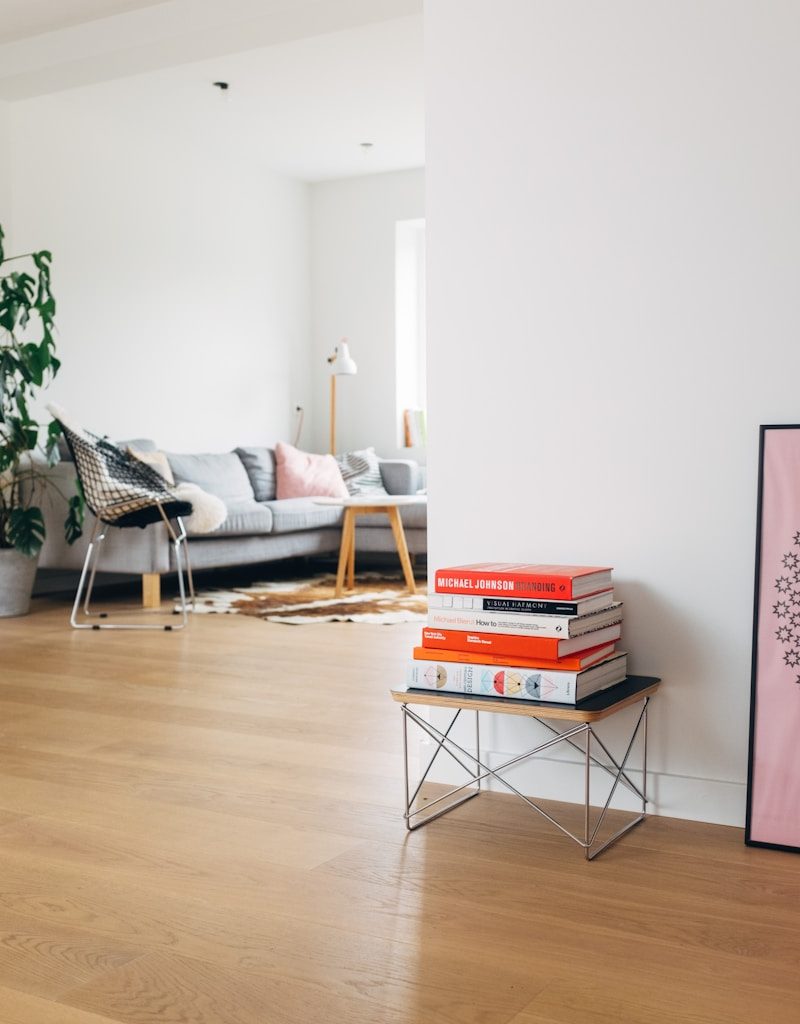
235 446 277 501
275 442 348 500
211 501 273 537
166 451 255 505
354 502 428 530
336 447 388 496
265 498 344 534
379 459 421 495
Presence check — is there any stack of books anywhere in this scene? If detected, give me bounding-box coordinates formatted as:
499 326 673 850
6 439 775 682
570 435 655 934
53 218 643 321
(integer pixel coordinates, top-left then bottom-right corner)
405 563 626 705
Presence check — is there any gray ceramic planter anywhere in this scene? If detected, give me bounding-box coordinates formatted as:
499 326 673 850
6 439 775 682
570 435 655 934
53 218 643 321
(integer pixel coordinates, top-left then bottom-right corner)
0 548 39 617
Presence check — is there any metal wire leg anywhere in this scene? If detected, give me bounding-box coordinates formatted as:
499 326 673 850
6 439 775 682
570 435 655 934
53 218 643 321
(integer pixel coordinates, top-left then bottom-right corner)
402 707 481 830
70 520 103 628
80 521 108 618
584 726 591 860
176 516 196 609
159 509 191 631
69 505 192 631
585 700 650 860
400 700 651 859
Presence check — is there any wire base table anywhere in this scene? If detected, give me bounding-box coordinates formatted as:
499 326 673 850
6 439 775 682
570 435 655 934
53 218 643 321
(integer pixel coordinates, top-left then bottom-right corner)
392 675 660 860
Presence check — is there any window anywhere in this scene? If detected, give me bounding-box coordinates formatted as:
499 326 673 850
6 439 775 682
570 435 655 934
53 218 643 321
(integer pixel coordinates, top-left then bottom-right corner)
395 218 426 448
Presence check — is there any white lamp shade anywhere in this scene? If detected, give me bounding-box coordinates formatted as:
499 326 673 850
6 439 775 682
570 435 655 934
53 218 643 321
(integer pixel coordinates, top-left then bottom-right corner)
331 339 357 376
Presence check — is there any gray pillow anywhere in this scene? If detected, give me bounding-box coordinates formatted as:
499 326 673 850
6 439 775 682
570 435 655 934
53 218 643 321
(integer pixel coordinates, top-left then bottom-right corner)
166 451 255 505
235 446 277 502
336 447 388 496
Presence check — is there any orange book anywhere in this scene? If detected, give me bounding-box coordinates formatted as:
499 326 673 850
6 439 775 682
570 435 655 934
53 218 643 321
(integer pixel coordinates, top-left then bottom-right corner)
421 623 621 660
434 563 612 600
413 641 615 672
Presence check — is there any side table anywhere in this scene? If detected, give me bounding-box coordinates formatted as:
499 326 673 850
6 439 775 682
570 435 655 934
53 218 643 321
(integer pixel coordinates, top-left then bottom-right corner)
315 495 426 597
391 675 660 860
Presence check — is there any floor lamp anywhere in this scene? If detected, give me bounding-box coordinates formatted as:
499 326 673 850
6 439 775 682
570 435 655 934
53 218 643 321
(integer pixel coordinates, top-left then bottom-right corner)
327 339 357 454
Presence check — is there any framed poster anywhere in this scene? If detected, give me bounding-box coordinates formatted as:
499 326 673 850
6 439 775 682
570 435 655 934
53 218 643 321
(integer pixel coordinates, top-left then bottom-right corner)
747 425 800 851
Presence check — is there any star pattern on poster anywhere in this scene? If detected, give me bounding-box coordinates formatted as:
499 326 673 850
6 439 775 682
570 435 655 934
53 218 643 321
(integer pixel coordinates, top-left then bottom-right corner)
772 540 800 687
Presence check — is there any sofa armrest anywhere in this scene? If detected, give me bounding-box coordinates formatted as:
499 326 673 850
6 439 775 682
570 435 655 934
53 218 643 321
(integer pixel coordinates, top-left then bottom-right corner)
379 459 420 496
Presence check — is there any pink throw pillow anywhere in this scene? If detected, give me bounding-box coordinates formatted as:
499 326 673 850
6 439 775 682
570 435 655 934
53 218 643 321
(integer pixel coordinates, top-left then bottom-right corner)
275 442 349 500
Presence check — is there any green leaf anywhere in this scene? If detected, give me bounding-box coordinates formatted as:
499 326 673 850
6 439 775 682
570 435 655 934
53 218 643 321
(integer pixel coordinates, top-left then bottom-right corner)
15 390 29 421
21 342 45 386
46 419 62 466
7 506 46 557
65 492 84 545
1 223 67 546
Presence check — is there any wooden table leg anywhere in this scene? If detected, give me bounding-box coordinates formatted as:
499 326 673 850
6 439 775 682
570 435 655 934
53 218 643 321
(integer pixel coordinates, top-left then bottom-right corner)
142 573 161 609
347 515 356 591
335 508 355 597
388 506 416 594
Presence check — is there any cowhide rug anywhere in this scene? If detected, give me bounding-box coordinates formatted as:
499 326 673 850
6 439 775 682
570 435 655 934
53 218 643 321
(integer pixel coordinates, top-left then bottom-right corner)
189 572 427 624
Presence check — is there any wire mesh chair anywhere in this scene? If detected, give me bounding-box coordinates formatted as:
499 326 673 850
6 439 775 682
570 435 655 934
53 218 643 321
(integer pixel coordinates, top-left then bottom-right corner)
57 419 196 631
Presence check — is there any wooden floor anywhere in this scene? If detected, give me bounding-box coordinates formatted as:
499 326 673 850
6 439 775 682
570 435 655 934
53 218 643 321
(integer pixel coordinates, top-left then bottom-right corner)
0 595 798 1024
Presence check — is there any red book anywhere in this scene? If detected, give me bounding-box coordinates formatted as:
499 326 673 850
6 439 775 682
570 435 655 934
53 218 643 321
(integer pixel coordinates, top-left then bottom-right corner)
413 641 615 672
421 623 621 660
434 563 612 600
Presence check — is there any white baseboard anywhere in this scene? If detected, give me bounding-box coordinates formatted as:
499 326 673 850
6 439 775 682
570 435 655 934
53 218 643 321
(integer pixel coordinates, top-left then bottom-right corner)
418 739 746 828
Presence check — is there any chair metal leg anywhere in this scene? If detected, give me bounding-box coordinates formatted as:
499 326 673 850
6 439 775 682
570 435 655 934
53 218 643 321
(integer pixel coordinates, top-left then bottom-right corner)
170 521 189 629
82 526 114 619
176 516 196 608
70 520 103 628
69 505 193 631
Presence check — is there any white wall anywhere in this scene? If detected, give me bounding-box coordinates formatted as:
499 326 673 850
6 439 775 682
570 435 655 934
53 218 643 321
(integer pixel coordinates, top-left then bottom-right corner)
0 101 11 238
8 81 311 452
426 0 800 825
309 168 424 459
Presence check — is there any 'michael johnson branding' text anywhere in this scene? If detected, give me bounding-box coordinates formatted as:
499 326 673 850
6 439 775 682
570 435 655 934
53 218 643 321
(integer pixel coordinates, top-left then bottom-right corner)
437 577 557 593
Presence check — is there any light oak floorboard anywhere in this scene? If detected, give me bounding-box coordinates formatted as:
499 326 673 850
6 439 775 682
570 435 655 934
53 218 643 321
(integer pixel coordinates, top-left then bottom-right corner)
0 597 798 1023
0 985 121 1024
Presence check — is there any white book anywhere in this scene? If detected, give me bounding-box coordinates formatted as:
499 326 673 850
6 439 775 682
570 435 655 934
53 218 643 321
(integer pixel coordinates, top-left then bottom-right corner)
426 602 623 639
428 590 615 617
405 653 628 705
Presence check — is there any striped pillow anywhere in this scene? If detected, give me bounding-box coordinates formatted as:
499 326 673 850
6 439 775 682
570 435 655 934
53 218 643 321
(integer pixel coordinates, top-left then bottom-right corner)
336 447 387 496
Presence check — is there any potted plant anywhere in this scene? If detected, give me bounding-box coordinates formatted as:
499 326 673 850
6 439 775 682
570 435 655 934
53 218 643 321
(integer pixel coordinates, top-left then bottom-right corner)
0 224 83 616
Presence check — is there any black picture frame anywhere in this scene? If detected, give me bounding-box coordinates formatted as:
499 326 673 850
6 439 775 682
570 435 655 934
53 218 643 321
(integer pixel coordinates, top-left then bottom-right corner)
745 419 798 851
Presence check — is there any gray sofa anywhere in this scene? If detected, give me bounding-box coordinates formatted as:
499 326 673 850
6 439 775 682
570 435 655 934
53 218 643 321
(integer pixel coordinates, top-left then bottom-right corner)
39 442 427 590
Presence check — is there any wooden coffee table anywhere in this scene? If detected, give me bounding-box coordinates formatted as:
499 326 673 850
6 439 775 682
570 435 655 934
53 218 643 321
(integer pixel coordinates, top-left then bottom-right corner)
315 495 426 597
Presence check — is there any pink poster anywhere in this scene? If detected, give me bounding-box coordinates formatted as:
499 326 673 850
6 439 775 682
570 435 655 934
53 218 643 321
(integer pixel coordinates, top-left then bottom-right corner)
747 426 800 851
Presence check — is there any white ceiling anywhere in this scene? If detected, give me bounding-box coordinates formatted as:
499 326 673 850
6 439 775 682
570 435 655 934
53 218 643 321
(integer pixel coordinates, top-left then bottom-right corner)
195 16 424 181
0 0 170 45
0 0 422 99
0 0 424 181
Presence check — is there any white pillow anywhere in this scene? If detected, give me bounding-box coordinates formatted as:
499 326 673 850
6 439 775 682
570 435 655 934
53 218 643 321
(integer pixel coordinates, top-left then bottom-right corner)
173 483 227 534
335 447 387 496
128 448 176 485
